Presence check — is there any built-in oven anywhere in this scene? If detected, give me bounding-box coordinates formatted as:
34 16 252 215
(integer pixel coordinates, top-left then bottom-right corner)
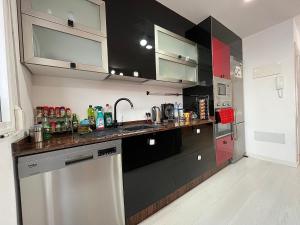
213 77 232 108
215 122 233 138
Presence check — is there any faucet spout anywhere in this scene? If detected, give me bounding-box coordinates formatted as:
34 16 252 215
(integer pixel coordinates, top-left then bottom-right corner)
113 98 134 127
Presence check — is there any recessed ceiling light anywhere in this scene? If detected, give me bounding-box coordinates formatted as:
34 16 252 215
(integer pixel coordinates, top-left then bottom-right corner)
146 45 153 50
140 39 147 47
244 0 254 3
119 72 124 76
111 70 116 75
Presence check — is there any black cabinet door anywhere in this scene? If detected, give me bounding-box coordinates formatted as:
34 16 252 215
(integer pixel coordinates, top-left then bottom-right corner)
106 0 156 79
172 123 216 188
122 129 181 217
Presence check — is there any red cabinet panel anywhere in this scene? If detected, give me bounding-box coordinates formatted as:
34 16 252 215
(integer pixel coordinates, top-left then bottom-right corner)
216 135 234 166
222 43 230 79
212 38 223 78
212 37 231 79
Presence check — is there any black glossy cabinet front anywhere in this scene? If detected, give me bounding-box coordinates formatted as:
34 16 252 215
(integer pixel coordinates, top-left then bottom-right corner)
122 123 215 218
105 0 194 80
172 124 216 188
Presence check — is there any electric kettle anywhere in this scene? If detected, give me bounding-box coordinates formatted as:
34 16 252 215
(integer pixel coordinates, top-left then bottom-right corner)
151 106 161 124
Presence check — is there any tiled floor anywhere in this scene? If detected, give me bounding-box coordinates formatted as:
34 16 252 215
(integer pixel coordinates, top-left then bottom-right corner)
139 158 300 225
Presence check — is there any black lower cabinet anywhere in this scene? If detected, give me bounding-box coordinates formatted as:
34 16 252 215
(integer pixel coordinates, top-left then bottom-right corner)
122 123 215 218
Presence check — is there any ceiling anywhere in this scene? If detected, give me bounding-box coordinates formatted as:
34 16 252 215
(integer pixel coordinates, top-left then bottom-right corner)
156 0 300 38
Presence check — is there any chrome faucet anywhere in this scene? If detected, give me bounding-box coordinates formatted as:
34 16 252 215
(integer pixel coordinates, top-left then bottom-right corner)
113 98 134 127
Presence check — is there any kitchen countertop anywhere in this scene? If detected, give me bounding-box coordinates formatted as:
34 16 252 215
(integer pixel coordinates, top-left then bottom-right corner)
12 119 214 157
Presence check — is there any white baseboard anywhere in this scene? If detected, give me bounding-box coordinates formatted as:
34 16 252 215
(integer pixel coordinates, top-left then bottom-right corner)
246 153 299 168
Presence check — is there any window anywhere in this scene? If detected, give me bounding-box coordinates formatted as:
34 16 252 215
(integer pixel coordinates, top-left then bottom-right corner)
0 0 17 135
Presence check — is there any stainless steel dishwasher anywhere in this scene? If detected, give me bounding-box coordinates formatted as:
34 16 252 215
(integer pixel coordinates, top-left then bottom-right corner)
18 140 125 225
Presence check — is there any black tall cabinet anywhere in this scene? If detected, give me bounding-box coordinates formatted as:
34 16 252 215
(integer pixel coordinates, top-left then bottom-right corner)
183 17 243 116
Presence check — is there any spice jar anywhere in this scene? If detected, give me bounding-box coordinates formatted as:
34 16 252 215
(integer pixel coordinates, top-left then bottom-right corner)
42 106 49 117
36 106 43 118
55 107 60 118
50 121 56 133
49 107 55 118
66 108 72 118
56 122 61 132
60 107 66 117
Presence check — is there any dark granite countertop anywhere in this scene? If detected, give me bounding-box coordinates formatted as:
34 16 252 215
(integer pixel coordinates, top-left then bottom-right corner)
12 119 214 157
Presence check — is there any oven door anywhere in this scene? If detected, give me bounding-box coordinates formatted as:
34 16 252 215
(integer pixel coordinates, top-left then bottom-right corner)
215 123 233 138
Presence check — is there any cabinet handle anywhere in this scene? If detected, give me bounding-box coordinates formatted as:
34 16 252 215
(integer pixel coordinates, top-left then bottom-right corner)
148 138 156 146
223 140 227 144
68 19 74 27
70 62 76 69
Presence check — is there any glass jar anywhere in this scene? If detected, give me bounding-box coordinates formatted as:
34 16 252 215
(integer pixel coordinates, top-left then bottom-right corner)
42 106 49 117
36 106 43 118
49 107 55 118
66 108 72 118
60 107 66 117
55 107 60 118
50 121 56 133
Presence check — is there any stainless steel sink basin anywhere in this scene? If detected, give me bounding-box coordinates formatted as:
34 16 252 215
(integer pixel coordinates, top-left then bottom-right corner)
122 124 158 132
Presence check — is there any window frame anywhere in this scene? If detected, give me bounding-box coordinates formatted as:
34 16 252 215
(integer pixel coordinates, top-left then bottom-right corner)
0 0 18 135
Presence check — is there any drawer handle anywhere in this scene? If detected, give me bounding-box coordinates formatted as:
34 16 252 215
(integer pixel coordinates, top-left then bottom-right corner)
68 19 74 27
148 138 156 146
197 155 202 161
65 155 93 166
70 62 76 69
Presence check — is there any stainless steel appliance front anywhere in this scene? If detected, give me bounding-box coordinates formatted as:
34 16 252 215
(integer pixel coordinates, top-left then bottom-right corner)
18 140 125 225
213 77 232 108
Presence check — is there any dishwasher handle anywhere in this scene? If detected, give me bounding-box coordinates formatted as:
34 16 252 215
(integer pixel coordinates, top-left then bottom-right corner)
65 155 94 166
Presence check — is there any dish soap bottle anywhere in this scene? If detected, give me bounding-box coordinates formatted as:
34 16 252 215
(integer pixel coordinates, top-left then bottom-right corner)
87 105 96 130
95 106 105 130
104 104 113 128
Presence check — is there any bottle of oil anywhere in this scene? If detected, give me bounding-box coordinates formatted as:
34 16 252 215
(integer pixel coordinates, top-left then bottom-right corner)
87 105 96 130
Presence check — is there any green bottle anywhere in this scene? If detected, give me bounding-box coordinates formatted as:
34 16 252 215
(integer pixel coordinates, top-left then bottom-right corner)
87 105 96 130
104 104 113 128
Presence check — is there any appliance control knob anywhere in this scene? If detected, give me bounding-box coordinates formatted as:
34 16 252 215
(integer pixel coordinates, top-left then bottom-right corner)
217 103 220 106
223 103 226 106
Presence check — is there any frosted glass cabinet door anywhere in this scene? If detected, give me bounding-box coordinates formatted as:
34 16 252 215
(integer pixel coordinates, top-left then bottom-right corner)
156 54 197 83
22 0 106 36
23 15 108 73
155 25 198 64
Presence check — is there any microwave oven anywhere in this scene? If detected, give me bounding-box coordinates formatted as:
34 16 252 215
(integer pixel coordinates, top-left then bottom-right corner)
213 77 232 108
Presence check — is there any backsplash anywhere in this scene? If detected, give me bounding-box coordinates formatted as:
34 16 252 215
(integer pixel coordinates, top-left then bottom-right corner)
31 76 183 122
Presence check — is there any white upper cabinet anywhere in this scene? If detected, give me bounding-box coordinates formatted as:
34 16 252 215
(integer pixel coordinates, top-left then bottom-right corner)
22 14 108 74
155 25 198 64
156 53 198 84
21 0 106 37
154 25 198 85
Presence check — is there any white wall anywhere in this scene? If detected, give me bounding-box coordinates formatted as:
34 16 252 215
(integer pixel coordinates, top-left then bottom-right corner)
32 76 183 122
243 19 298 167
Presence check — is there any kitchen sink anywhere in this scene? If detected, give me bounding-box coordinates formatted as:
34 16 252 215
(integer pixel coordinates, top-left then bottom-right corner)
122 124 158 132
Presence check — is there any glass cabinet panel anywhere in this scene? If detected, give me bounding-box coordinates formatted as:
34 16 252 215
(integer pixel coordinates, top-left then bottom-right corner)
22 14 108 73
33 25 102 67
155 25 198 63
23 0 106 36
157 54 197 83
